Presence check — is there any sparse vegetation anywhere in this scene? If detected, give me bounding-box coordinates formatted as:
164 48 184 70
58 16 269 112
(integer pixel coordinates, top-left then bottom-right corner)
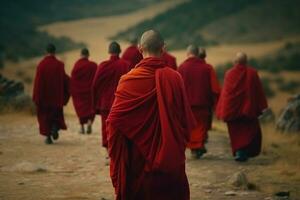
113 0 259 49
113 0 300 50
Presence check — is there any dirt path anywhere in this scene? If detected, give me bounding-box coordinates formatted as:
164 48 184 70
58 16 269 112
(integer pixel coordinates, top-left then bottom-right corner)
0 113 275 200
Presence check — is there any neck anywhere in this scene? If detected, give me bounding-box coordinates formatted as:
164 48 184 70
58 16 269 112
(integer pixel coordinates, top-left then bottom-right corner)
187 54 197 59
47 53 55 57
142 52 161 59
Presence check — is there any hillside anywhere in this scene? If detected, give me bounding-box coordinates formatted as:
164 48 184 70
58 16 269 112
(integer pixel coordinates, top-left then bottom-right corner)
113 0 300 49
0 0 158 65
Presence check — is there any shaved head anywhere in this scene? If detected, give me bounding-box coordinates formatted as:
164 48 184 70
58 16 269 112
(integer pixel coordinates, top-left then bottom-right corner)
187 44 199 56
109 41 121 54
129 35 139 45
140 30 164 56
235 52 247 65
199 48 206 59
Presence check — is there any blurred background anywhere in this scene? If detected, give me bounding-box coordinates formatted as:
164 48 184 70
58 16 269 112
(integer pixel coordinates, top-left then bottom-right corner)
0 0 300 199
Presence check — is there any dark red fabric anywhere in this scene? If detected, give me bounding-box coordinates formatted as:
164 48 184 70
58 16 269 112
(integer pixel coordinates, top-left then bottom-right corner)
92 55 130 114
71 57 97 123
178 57 220 149
79 115 95 125
37 106 67 136
178 57 220 108
92 55 129 147
216 64 267 156
227 118 262 157
107 57 195 200
122 45 143 69
101 111 109 148
187 107 211 149
161 51 177 70
33 55 70 136
33 55 70 107
216 64 267 121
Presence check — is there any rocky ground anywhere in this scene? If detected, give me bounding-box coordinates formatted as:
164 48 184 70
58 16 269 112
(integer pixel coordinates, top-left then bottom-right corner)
1 113 297 200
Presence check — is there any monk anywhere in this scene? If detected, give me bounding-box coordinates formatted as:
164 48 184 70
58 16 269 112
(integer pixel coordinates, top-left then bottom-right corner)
122 36 143 69
216 52 267 162
70 48 97 134
161 46 177 70
33 44 70 144
92 41 129 148
178 45 220 159
107 30 195 200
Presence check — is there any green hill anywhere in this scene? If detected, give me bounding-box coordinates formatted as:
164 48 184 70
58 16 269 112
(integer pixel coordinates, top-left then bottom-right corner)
113 0 300 49
0 0 158 66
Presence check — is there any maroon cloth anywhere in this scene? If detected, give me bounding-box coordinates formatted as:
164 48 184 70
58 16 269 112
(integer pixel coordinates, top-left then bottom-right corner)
122 45 143 69
161 51 177 70
92 55 129 147
216 64 267 121
178 57 220 108
178 57 220 149
107 57 195 200
37 106 67 136
33 55 70 136
70 57 97 124
101 112 109 148
216 64 267 156
227 118 262 157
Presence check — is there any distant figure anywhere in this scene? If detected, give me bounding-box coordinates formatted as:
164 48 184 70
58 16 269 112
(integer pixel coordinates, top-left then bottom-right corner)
216 52 268 162
122 36 143 69
161 46 177 70
33 44 70 144
178 45 220 159
92 42 130 148
70 48 97 134
107 30 195 200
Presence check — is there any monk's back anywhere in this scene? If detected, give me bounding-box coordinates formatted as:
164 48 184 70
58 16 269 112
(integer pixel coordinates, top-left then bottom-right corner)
34 55 65 107
179 57 212 107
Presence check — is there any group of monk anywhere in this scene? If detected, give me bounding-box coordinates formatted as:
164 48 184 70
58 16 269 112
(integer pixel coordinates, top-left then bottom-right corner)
32 30 268 200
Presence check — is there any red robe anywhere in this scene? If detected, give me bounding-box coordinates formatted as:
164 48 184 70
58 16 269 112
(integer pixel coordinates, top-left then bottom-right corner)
33 55 70 136
92 55 129 147
107 57 195 200
122 45 143 69
216 64 267 157
178 57 220 149
70 57 97 124
161 51 177 70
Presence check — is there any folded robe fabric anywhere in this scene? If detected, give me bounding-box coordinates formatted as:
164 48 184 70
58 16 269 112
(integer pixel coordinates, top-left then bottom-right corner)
107 57 196 200
216 64 267 156
122 45 143 69
70 57 97 123
178 57 220 149
33 55 70 135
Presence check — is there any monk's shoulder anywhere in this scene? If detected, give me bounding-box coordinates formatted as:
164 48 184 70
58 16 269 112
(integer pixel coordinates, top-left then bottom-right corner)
247 66 258 74
159 67 182 80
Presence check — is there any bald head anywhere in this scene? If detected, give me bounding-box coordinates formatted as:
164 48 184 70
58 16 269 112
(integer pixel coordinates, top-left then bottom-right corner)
235 52 247 65
140 30 164 56
187 45 199 57
199 48 206 59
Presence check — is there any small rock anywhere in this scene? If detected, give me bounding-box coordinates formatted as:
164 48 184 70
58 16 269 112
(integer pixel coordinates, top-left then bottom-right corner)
204 189 212 193
10 161 47 173
228 171 249 189
225 191 237 196
264 197 273 200
275 191 290 197
18 182 25 185
259 108 275 123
